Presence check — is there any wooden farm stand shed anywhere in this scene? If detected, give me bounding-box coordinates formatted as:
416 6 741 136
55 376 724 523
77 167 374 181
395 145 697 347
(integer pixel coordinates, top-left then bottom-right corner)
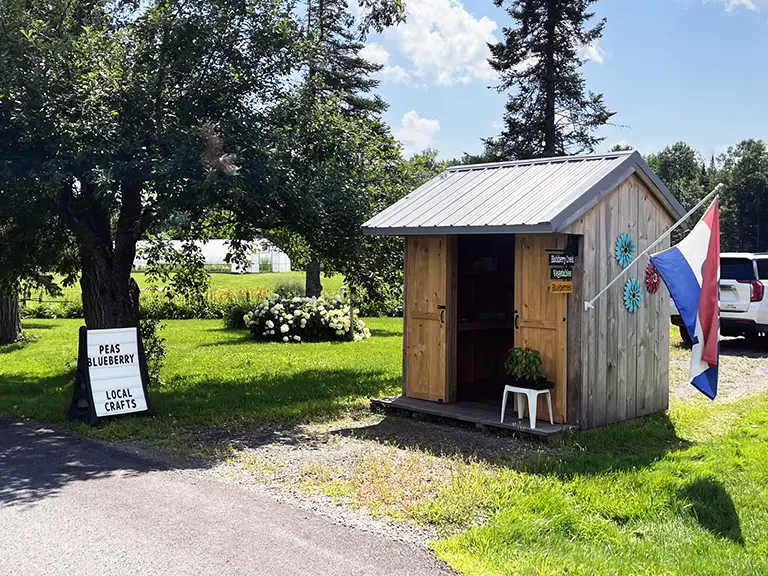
364 151 685 433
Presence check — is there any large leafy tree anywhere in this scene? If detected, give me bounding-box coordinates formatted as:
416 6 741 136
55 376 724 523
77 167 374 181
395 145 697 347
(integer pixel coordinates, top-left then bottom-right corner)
484 0 615 160
646 142 704 210
714 140 768 252
0 0 299 328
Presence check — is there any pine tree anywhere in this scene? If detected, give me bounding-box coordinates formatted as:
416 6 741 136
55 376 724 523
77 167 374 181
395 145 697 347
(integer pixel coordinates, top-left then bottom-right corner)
485 0 615 160
307 0 387 118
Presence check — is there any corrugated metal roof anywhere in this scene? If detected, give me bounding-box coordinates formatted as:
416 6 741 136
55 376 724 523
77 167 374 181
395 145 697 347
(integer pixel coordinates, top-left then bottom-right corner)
363 151 685 235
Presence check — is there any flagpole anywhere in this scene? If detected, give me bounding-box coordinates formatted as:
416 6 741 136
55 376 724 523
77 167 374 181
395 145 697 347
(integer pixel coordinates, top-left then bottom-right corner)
583 184 723 311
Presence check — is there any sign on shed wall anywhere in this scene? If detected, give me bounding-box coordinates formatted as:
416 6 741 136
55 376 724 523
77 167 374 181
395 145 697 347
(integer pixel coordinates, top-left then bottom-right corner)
68 326 153 425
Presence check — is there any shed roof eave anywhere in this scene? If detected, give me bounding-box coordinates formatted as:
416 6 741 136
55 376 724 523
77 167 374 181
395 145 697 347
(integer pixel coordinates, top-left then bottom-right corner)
361 223 555 236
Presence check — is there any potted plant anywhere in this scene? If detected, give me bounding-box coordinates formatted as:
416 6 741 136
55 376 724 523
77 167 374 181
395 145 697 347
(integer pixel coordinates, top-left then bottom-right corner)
504 347 548 389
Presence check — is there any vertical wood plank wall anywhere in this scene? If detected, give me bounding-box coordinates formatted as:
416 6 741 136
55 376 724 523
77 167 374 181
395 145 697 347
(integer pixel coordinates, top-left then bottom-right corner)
567 174 673 429
403 235 456 403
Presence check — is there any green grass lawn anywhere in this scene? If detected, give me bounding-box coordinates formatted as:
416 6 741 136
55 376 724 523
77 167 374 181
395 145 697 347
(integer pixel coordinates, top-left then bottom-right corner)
430 393 768 575
0 318 401 448
26 271 344 302
2 321 768 575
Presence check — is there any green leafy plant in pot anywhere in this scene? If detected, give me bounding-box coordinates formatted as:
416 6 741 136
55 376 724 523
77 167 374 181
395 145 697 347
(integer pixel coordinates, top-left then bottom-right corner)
504 347 548 389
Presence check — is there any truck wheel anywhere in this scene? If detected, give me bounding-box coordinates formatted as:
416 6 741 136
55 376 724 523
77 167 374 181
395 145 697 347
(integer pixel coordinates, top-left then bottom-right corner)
679 325 693 347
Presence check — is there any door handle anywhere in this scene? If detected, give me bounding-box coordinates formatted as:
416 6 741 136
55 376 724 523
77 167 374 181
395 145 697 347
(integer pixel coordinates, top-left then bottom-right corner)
437 305 446 324
514 310 519 329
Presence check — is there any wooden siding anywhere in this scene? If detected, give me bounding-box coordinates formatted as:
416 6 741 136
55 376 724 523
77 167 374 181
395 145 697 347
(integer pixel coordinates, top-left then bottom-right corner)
403 236 455 402
567 174 673 429
515 234 568 424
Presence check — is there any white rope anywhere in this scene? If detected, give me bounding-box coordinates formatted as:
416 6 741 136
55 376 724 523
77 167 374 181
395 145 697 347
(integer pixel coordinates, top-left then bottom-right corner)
583 184 723 311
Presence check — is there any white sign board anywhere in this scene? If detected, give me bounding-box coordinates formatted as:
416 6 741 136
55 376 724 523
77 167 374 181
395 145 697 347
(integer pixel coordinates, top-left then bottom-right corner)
87 327 149 417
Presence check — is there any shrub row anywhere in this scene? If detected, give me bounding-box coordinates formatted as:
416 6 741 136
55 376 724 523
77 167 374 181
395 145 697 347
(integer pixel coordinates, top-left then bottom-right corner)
20 288 271 324
19 280 404 322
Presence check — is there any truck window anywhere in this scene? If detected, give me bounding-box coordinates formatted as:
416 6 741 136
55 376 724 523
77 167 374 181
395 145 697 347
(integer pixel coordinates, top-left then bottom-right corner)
721 258 756 281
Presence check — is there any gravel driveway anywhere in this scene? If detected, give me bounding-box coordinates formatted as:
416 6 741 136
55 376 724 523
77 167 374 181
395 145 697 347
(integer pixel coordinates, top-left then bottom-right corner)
670 336 768 401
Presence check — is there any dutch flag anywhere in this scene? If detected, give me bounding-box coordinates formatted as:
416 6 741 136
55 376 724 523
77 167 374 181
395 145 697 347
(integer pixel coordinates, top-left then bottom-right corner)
650 199 721 399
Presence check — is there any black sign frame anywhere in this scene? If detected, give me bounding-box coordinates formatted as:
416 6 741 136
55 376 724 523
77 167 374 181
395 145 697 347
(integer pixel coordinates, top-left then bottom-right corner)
68 326 154 426
550 267 574 281
548 253 575 266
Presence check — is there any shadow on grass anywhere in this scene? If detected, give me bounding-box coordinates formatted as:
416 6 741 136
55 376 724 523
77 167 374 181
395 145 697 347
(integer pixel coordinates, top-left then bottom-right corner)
516 412 693 477
336 408 692 475
368 327 403 338
679 477 744 544
0 364 398 506
20 322 58 330
0 340 33 355
158 368 395 424
333 413 538 464
199 332 254 346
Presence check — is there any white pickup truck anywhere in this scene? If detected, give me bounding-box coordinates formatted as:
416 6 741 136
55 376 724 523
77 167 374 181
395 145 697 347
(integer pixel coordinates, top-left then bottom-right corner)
671 252 768 344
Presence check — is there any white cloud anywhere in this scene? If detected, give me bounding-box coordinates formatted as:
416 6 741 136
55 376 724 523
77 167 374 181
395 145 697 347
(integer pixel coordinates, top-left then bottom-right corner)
395 110 441 155
705 0 766 11
380 64 411 84
381 0 499 86
360 42 412 84
360 42 390 66
577 40 606 64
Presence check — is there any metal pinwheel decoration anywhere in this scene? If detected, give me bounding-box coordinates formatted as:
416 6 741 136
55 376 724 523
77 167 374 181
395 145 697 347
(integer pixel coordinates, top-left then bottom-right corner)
645 261 661 294
615 233 636 268
623 278 643 313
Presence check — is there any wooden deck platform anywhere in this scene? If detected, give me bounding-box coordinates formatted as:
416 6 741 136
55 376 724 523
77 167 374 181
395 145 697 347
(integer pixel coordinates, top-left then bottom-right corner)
370 396 571 438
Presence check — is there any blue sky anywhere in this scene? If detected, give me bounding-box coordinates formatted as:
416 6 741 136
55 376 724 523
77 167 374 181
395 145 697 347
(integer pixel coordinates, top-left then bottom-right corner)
361 0 768 161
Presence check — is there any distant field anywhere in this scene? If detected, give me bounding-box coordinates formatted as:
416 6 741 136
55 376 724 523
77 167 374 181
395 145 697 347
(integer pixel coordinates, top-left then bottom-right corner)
25 271 345 303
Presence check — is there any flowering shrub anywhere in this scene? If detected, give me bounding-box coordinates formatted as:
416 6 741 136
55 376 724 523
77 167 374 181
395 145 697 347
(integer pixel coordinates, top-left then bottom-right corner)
243 294 371 343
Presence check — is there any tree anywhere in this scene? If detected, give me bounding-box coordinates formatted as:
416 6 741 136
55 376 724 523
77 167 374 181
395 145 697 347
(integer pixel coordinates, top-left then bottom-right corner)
646 142 704 209
609 143 633 152
715 140 768 251
0 171 79 343
484 0 615 161
0 0 299 328
255 0 404 297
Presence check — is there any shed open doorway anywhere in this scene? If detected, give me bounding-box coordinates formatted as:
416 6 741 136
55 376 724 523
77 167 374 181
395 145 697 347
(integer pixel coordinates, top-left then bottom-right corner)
456 234 516 403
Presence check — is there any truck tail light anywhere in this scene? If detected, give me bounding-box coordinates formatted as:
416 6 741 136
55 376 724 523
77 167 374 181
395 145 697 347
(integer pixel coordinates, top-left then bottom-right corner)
739 280 764 302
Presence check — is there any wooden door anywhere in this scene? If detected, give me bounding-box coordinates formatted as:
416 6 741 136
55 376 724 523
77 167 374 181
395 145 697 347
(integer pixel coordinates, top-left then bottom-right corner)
404 236 455 403
514 235 568 423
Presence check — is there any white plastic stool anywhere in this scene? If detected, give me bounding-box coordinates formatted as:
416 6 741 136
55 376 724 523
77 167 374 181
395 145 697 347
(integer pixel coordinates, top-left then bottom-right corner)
500 385 553 430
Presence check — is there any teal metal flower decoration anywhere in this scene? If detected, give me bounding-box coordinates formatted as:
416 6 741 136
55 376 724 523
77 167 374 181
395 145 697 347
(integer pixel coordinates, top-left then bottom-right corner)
623 278 643 313
615 233 635 268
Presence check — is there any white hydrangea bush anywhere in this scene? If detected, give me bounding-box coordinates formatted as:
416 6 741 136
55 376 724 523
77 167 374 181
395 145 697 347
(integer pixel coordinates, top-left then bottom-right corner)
242 294 371 343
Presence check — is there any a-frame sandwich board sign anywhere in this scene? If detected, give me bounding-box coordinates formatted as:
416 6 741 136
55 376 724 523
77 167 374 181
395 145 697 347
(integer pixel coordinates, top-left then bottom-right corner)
68 326 154 426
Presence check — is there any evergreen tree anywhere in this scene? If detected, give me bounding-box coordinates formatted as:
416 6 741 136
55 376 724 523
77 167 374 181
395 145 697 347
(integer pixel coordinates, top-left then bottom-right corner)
485 0 615 160
307 0 388 118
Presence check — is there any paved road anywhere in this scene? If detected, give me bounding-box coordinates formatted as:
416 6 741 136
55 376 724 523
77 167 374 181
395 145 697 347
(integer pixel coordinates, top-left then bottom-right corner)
0 420 453 576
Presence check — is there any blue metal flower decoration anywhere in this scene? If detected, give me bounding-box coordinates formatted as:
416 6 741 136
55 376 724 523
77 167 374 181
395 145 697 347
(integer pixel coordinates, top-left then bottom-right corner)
615 233 635 268
623 278 643 313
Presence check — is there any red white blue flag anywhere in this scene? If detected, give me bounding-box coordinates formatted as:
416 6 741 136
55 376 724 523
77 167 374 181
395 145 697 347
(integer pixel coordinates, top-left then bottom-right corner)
650 199 720 399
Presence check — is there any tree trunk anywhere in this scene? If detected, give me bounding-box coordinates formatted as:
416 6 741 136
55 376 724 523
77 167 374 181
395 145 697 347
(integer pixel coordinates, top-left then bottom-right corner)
80 249 140 329
63 180 144 330
0 289 21 345
305 259 323 297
